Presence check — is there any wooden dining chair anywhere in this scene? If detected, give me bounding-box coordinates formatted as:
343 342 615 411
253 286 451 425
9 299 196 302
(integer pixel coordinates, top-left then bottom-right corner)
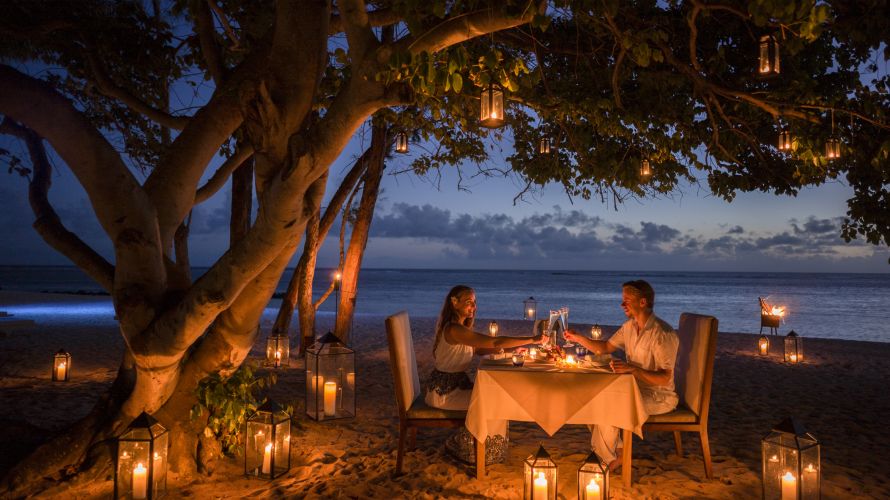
385 311 467 474
640 312 719 480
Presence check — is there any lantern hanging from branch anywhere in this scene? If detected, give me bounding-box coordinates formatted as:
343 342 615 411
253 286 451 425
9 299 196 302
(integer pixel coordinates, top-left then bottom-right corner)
778 128 793 151
306 332 355 420
488 320 499 336
784 330 803 364
758 334 770 356
578 451 609 500
524 444 557 499
640 158 652 180
265 333 289 368
590 324 602 340
762 417 820 499
825 137 841 159
395 131 409 154
758 34 781 76
480 82 505 128
115 412 168 499
523 297 537 321
539 136 551 154
52 348 71 381
244 400 291 479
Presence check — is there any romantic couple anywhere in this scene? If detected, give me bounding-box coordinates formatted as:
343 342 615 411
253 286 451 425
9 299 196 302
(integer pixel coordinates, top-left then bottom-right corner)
425 280 680 470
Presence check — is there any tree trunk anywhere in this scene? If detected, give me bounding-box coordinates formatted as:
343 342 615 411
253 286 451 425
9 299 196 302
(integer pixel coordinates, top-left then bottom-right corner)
334 122 387 343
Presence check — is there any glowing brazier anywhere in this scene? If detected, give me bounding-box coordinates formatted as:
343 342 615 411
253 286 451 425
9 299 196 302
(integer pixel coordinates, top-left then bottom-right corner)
245 400 291 479
115 412 167 499
762 417 820 499
306 332 355 421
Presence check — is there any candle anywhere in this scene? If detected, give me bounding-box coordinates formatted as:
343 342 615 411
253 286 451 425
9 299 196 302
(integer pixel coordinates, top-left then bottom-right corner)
533 472 548 499
254 430 264 452
790 353 798 363
565 354 575 365
760 341 768 355
781 471 797 500
132 463 147 499
530 348 537 360
262 443 272 475
346 372 355 389
324 381 337 416
56 362 66 380
527 308 534 318
585 478 601 500
273 350 281 367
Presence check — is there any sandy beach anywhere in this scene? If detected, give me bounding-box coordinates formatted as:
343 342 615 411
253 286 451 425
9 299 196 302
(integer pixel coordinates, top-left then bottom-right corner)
1 290 889 499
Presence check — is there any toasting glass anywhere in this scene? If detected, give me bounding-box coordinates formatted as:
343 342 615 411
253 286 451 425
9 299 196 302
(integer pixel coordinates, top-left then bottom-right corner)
560 306 573 347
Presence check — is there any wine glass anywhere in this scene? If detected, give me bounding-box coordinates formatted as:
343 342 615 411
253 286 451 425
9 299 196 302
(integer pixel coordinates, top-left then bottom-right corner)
561 306 574 347
548 310 560 347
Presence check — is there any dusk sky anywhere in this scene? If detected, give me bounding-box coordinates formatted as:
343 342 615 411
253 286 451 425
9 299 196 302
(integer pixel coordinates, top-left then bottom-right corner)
1 125 887 273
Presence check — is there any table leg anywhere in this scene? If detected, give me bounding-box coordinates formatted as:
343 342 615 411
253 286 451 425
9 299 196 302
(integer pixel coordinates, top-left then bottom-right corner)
475 437 486 478
622 429 633 488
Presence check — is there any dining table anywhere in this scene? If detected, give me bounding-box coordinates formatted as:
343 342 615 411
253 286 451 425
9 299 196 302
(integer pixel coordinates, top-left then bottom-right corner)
465 355 649 487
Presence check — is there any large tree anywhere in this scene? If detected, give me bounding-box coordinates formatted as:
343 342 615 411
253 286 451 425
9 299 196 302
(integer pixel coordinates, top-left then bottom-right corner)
0 0 887 495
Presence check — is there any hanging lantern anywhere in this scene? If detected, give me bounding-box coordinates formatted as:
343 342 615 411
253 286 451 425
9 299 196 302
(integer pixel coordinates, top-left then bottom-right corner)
539 136 551 154
265 333 290 368
758 34 781 76
395 131 409 154
523 296 537 321
762 417 820 499
784 330 803 364
825 137 841 160
488 320 499 336
306 332 355 421
52 348 71 382
578 451 609 500
480 82 505 128
778 129 793 151
244 400 291 479
640 158 652 180
758 334 770 356
524 444 557 499
115 412 168 499
590 324 602 340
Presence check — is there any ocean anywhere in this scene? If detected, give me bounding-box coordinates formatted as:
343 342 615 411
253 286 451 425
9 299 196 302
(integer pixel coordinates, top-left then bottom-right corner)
1 266 888 343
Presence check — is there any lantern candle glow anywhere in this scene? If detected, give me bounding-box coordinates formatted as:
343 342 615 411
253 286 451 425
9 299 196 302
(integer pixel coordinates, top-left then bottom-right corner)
523 297 537 321
524 444 557 499
784 330 803 364
244 400 291 479
480 83 505 128
306 332 355 420
578 451 609 500
52 349 71 381
762 417 820 499
115 412 168 499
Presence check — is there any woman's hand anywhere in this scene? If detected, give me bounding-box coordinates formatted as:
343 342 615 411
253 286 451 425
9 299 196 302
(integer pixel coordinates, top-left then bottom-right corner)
533 333 550 346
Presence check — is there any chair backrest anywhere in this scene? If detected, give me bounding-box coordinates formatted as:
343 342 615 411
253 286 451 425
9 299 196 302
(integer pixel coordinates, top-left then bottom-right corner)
674 313 718 418
385 311 422 417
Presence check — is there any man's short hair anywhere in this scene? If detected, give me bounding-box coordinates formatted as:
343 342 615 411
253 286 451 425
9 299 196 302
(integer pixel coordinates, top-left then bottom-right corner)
623 280 655 308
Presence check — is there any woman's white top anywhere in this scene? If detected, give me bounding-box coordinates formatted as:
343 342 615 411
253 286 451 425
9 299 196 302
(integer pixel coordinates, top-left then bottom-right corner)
433 331 474 373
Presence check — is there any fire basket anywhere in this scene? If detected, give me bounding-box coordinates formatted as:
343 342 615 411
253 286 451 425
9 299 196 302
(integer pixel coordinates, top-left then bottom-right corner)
759 297 785 336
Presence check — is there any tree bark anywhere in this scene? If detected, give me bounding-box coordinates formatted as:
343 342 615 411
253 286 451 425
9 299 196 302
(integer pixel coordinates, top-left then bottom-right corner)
334 121 387 343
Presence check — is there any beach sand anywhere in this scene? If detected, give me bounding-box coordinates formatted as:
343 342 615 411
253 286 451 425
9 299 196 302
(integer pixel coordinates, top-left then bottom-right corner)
1 290 888 499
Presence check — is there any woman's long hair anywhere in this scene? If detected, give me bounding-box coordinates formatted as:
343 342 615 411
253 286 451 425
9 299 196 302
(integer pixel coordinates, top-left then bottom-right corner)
433 285 475 356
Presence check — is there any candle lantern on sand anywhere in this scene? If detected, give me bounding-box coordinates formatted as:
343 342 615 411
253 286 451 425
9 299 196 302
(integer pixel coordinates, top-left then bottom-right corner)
245 400 291 479
523 297 538 321
489 320 499 336
115 412 168 499
52 348 71 381
577 451 609 500
590 324 602 340
784 330 803 364
306 332 355 421
524 444 557 500
265 332 290 368
762 417 820 499
758 334 770 356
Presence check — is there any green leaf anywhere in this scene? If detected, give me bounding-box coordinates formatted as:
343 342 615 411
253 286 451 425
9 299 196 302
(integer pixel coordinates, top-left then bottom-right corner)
452 73 463 93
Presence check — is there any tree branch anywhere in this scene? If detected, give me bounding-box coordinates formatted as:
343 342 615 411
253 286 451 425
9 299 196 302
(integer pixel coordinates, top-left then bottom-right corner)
393 0 544 55
85 51 189 130
194 146 254 204
339 0 379 61
195 0 227 83
0 119 114 292
329 8 400 35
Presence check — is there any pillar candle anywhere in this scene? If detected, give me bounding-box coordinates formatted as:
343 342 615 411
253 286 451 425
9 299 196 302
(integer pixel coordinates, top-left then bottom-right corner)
585 478 601 500
781 471 797 500
530 348 537 360
533 472 547 498
346 372 355 389
789 353 798 363
56 362 66 380
760 342 768 355
527 308 535 319
565 354 575 365
132 463 147 499
273 350 281 367
262 443 272 475
324 381 337 416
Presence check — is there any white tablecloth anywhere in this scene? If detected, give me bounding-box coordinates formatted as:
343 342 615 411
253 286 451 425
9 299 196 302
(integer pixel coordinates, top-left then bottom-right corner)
465 359 649 441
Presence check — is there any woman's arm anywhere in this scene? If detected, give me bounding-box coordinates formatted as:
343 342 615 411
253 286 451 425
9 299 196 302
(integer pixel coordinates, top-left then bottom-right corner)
444 322 543 351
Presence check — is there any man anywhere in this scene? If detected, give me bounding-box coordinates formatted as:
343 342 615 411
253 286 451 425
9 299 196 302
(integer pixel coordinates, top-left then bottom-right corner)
564 279 679 471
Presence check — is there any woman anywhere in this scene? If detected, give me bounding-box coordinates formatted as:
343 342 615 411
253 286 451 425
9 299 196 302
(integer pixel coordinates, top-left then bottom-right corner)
426 285 546 464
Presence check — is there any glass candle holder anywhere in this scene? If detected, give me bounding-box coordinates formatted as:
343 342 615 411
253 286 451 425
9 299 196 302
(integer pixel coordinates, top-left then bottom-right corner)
512 353 525 367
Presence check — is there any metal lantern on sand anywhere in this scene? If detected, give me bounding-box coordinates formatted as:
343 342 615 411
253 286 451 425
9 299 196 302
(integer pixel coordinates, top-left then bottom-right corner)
115 412 168 499
762 417 820 499
524 444 557 500
306 332 355 420
244 400 291 479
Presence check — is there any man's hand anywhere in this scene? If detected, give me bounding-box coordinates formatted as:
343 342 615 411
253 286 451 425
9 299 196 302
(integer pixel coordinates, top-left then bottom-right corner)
563 329 581 343
610 359 636 374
